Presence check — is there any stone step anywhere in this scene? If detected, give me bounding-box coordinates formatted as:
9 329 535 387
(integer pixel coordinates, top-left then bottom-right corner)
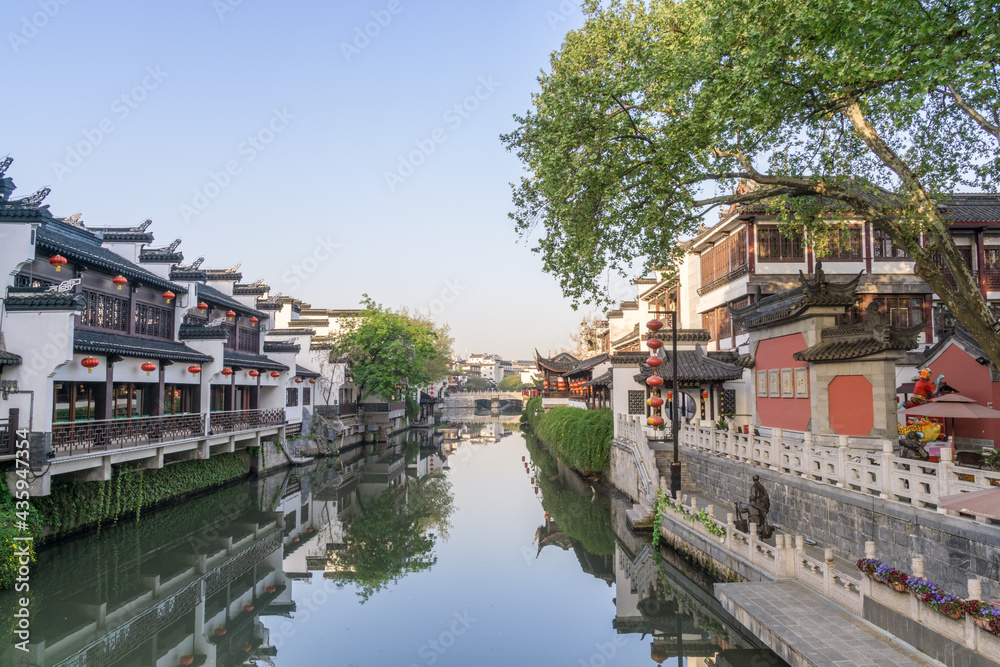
653 450 698 494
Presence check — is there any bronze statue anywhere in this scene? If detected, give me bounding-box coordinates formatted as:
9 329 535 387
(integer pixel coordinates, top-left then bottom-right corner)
735 474 774 539
898 431 930 460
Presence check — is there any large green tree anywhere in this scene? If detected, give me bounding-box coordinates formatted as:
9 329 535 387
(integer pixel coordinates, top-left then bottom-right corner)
329 297 452 402
503 0 1000 366
498 374 528 391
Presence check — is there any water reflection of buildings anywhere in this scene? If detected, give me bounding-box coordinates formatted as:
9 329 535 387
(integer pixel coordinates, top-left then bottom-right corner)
610 496 788 666
6 489 287 666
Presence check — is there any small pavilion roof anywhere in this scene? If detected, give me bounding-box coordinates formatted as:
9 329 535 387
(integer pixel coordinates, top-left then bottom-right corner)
534 350 580 373
561 353 609 377
295 365 321 378
583 370 612 388
729 263 860 331
0 350 22 367
622 346 744 384
197 284 267 319
223 350 288 372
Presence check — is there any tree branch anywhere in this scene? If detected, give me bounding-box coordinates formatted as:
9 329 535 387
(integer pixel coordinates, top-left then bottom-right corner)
942 85 1000 144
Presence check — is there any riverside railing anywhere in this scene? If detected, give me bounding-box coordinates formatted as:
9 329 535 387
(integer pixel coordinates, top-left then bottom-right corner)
613 414 657 502
208 409 285 435
51 413 207 457
656 493 1000 661
679 420 999 512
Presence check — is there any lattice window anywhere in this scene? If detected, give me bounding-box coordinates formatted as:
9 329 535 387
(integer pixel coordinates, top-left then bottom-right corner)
238 327 260 353
302 387 311 405
14 274 54 288
816 225 864 260
757 226 805 261
286 388 299 407
80 290 129 332
134 303 174 339
721 389 736 416
873 228 908 259
628 390 645 415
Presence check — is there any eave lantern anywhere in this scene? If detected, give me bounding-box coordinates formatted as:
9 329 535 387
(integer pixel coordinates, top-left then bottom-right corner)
141 361 157 376
647 319 663 332
249 316 259 326
248 369 260 378
647 337 663 350
226 310 236 321
646 356 663 368
112 275 128 290
221 367 234 377
309 379 316 384
646 376 664 388
162 290 175 304
294 377 303 384
648 396 664 408
49 255 67 271
197 302 209 313
81 356 99 373
270 371 280 379
188 365 202 377
647 415 665 427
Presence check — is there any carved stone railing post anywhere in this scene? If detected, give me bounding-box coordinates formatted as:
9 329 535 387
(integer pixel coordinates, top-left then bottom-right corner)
802 431 812 478
837 435 849 488
727 421 736 457
966 578 982 650
824 548 835 597
748 522 758 565
771 427 782 469
709 423 716 454
938 447 954 512
880 439 894 499
726 512 735 551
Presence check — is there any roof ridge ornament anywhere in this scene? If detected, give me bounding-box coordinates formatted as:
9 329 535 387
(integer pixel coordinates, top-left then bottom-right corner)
15 187 51 207
209 316 226 327
166 239 182 252
133 219 152 232
62 212 84 228
0 156 12 178
189 257 205 269
45 278 82 293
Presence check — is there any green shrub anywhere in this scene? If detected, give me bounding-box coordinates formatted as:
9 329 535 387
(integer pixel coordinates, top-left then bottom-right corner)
532 406 613 473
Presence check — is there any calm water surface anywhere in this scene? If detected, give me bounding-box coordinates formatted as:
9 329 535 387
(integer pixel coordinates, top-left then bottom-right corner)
4 411 787 666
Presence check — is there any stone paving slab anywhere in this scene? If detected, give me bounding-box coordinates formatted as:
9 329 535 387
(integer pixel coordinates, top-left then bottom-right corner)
716 581 939 667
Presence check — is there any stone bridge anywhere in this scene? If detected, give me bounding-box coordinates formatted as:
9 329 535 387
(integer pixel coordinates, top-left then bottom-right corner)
443 392 525 409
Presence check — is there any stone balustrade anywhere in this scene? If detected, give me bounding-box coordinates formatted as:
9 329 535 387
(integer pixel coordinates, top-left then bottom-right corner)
679 420 999 513
656 493 1000 662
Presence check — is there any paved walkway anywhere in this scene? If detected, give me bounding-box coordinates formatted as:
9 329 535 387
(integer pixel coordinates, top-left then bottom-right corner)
716 582 939 667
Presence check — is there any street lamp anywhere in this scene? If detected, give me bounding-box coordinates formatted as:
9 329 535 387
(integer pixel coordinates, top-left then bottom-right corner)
647 312 681 498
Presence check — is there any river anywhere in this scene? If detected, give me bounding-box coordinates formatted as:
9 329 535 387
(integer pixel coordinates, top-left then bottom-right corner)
1 409 787 666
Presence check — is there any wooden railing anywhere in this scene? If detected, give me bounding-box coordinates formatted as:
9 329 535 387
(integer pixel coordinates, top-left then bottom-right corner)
679 420 1000 510
0 409 19 456
208 409 285 435
982 268 1000 290
359 402 404 414
51 413 207 457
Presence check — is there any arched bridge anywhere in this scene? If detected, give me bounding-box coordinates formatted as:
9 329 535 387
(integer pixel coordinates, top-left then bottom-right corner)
443 392 526 409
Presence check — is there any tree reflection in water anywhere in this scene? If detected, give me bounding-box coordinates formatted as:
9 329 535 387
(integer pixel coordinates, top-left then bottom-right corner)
332 472 454 602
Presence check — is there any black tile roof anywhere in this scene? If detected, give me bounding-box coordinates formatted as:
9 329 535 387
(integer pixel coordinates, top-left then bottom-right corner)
621 347 744 383
940 194 1000 224
4 288 85 312
170 267 208 282
534 350 581 373
583 370 612 388
86 220 155 243
197 284 267 319
35 219 186 294
233 283 269 296
223 350 288 372
792 337 915 362
264 340 301 353
561 353 609 377
296 364 320 378
139 248 183 263
205 268 243 281
649 329 713 343
74 329 212 362
178 323 229 340
268 328 315 336
0 350 22 367
620 301 639 310
0 198 52 219
256 299 283 311
730 264 860 331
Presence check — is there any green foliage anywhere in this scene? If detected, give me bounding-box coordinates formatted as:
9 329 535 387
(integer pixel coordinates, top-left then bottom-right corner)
327 297 452 402
503 0 1000 366
534 407 614 473
521 396 545 430
405 395 420 421
335 488 437 602
498 375 527 391
462 377 491 391
715 416 729 431
0 486 37 590
982 448 1000 471
30 452 249 541
654 489 727 543
524 434 614 557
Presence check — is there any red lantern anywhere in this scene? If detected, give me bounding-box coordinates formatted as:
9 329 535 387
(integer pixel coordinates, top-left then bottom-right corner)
647 337 663 350
242 643 252 652
81 356 99 373
248 370 260 378
646 376 664 387
162 290 175 304
647 319 663 332
249 316 259 326
221 367 234 377
309 378 316 384
270 371 280 378
648 415 665 427
646 356 663 368
702 390 709 400
112 275 128 290
188 365 201 377
180 656 195 666
265 585 277 593
295 377 303 384
141 361 157 376
648 396 664 408
530 477 534 484
667 391 673 400
226 310 236 320
534 487 539 494
197 301 208 312
291 536 299 542
49 254 67 271
243 604 254 612
214 627 227 636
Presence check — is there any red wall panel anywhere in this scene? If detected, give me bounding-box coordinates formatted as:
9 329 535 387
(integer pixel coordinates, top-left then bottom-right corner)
829 375 874 436
756 334 811 430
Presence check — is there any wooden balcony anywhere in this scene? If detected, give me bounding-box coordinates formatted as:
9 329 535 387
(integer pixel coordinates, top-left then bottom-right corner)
51 413 207 457
983 269 1000 290
359 402 405 414
0 409 20 456
208 409 285 435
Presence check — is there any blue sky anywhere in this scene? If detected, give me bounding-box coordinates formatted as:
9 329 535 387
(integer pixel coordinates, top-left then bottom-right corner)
1 0 620 360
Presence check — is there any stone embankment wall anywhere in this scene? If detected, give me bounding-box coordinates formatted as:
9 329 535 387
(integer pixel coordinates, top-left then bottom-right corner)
681 445 999 599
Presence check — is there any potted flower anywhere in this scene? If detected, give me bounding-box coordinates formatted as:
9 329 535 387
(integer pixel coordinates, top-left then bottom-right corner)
908 577 964 619
964 600 1000 634
857 559 909 592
